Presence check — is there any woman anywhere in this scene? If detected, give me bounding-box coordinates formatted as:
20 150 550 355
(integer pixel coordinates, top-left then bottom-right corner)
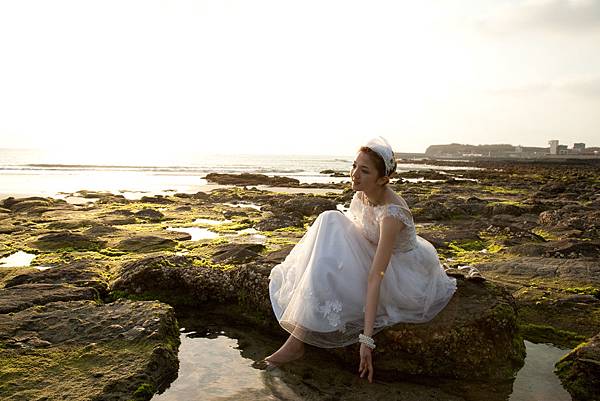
266 137 457 383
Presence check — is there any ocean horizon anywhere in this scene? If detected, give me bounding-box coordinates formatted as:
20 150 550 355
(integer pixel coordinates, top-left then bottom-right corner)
0 148 475 200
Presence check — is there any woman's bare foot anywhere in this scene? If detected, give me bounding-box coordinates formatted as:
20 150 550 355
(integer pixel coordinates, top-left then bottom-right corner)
265 334 305 366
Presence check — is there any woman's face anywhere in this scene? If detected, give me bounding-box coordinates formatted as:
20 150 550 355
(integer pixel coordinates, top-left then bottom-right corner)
351 151 385 192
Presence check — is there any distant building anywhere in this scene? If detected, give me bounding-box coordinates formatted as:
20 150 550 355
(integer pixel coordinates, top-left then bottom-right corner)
558 145 568 155
548 140 559 155
573 143 586 152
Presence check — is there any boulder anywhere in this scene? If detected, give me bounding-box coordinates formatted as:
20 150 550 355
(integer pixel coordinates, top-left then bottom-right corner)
331 278 525 381
4 260 110 297
555 333 600 401
135 208 164 222
231 263 525 381
0 283 98 314
115 236 177 253
111 255 234 306
30 231 106 251
205 172 300 187
211 243 266 264
0 299 179 401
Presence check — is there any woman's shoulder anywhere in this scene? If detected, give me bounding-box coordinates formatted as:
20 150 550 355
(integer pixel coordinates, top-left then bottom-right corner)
383 189 410 210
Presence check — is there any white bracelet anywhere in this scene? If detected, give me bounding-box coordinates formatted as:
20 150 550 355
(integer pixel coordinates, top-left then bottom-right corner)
359 333 376 349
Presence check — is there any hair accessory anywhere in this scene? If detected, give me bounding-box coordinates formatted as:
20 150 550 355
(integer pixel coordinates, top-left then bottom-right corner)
359 333 376 349
364 136 397 177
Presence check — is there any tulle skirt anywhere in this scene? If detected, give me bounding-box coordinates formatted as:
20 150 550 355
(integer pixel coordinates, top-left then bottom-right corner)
269 210 457 348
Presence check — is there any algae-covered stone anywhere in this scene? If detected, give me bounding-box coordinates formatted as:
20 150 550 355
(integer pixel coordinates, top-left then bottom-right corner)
135 208 165 222
0 283 98 314
4 260 110 297
115 236 177 253
31 231 106 251
331 278 525 381
231 262 525 382
0 299 179 401
111 255 234 306
555 333 600 401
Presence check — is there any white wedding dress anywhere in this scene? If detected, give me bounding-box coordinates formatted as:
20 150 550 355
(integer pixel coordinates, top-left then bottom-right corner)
269 191 457 348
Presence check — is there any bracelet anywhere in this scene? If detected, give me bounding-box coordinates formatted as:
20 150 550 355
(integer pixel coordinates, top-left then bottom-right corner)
359 333 376 349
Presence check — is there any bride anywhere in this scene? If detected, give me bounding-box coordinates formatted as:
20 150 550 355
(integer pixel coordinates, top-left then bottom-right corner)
266 137 457 382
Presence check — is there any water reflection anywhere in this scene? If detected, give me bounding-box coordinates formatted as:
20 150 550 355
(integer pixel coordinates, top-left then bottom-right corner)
510 341 571 401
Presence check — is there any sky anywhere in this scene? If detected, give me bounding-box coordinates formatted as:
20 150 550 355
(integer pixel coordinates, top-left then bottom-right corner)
1 0 599 157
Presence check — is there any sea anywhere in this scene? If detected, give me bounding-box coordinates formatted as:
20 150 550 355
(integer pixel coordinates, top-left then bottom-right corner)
0 148 475 200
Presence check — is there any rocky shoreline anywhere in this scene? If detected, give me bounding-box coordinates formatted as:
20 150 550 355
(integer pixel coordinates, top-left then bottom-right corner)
1 160 599 401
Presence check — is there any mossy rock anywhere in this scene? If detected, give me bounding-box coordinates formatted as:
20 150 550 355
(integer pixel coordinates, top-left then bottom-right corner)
115 236 177 253
555 333 600 401
30 232 106 252
0 299 179 401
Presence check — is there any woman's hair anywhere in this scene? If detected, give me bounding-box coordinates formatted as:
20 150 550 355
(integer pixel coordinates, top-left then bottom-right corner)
359 146 391 178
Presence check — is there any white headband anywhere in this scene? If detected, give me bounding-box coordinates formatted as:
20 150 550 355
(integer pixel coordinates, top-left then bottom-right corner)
364 136 397 176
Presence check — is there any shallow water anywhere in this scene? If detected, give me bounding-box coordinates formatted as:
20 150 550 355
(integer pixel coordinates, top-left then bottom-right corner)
0 251 36 267
222 202 262 211
509 341 571 401
0 251 52 270
194 218 232 225
166 227 221 240
152 313 573 401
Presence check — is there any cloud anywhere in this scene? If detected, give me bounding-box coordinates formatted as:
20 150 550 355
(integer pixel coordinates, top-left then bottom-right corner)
485 74 600 98
478 0 600 35
555 75 600 96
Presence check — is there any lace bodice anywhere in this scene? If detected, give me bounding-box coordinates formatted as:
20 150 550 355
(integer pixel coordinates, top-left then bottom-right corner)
347 191 417 252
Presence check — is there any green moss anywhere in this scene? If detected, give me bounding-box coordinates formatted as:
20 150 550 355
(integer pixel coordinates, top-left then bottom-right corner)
563 286 600 298
519 323 587 348
482 186 523 195
99 248 128 257
531 228 560 241
274 226 306 234
487 200 528 207
449 240 486 252
133 383 155 400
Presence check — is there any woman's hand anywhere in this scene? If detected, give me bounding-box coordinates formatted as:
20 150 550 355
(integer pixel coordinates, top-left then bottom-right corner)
358 343 374 383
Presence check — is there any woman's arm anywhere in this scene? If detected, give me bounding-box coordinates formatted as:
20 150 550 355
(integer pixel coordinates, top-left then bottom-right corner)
359 216 403 382
363 216 403 336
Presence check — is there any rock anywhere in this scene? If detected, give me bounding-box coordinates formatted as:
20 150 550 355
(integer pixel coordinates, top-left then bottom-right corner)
223 209 248 219
555 333 600 401
0 299 179 401
140 195 174 204
231 263 524 381
4 260 110 297
0 283 98 314
478 257 600 284
135 208 164 222
205 173 300 187
211 243 266 264
263 244 294 263
6 198 54 213
30 231 106 251
279 197 337 216
331 278 524 381
115 236 177 253
486 202 527 217
255 212 304 231
47 219 96 230
111 255 234 306
84 224 121 237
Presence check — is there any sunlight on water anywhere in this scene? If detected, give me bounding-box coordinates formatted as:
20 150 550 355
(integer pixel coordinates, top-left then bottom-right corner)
194 218 232 225
166 227 220 240
0 251 36 267
152 333 295 401
223 202 262 211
